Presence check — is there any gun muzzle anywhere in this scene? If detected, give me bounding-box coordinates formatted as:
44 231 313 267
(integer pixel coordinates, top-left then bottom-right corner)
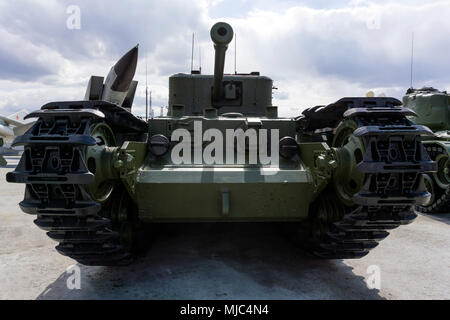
210 22 233 102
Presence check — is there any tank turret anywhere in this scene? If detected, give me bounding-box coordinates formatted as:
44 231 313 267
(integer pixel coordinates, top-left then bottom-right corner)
403 87 450 131
168 22 273 117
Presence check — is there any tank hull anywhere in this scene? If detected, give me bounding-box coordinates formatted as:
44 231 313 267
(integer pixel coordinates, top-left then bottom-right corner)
135 166 314 222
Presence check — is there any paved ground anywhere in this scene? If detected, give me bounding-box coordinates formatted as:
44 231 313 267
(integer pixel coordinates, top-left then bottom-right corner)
0 156 449 300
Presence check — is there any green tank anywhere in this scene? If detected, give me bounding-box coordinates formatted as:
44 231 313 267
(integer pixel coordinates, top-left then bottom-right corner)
403 87 450 213
7 22 436 266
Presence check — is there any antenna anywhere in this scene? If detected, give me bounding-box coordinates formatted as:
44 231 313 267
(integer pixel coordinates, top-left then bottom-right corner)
191 32 194 73
234 33 237 74
149 90 152 119
145 61 148 121
199 45 202 73
410 32 414 89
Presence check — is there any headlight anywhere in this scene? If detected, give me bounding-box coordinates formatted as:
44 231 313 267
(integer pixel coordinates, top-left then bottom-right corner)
279 136 298 159
149 134 170 156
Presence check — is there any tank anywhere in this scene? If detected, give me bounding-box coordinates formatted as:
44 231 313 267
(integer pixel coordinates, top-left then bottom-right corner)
403 87 450 213
7 22 436 266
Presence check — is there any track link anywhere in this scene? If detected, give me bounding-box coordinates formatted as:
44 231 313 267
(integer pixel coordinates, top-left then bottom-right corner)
7 107 137 266
304 102 436 259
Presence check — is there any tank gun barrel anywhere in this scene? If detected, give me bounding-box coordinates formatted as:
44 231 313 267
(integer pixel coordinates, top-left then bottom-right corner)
210 22 233 102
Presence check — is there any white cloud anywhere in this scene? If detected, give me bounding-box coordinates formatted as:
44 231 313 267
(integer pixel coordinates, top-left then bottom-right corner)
0 0 449 118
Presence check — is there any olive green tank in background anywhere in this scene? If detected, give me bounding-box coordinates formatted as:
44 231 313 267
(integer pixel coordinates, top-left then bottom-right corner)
403 87 450 213
6 22 436 266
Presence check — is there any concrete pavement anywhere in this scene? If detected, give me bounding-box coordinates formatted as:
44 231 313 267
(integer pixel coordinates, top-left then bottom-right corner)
0 156 449 300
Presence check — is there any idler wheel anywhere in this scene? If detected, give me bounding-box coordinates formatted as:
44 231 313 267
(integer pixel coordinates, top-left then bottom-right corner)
332 120 365 206
433 153 450 190
422 174 436 207
86 122 117 202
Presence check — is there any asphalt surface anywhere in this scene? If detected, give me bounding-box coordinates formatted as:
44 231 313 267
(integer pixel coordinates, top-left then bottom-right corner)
0 155 449 300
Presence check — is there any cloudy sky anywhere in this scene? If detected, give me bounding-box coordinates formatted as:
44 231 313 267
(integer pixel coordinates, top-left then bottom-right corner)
0 0 449 117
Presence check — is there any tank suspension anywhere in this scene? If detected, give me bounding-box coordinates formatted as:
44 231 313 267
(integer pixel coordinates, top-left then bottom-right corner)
300 102 436 258
7 104 146 266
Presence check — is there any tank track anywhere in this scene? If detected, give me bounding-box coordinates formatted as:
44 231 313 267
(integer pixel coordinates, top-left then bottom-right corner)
7 103 147 266
309 195 419 259
416 146 450 214
300 100 436 259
